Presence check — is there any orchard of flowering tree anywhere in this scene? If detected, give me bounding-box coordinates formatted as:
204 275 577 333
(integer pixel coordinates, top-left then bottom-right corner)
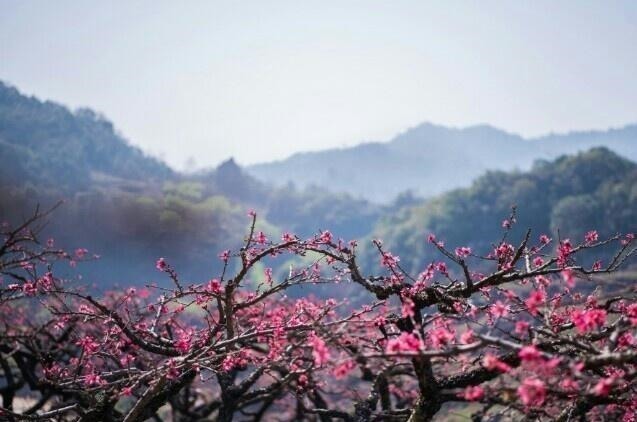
0 206 636 422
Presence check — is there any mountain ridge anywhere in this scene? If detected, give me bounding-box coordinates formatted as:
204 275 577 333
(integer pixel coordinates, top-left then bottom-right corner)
0 80 173 191
247 121 637 202
3 78 636 205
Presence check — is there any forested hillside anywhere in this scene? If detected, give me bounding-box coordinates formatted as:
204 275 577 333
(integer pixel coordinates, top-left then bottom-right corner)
0 81 381 287
0 81 173 190
367 147 637 273
1 81 635 288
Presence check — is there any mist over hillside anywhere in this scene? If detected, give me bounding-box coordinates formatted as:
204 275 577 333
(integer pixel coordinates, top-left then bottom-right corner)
247 122 637 202
1 80 635 289
0 81 381 288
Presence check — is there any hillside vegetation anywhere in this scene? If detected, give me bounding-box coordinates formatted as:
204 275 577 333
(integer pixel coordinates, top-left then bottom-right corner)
0 81 380 286
1 81 635 286
367 148 637 273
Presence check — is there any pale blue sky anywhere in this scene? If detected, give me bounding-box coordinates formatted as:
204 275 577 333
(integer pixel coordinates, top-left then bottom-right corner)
1 1 636 169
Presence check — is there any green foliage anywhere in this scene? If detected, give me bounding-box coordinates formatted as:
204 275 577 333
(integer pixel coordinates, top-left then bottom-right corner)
163 181 205 201
368 148 637 273
0 81 173 192
265 185 380 240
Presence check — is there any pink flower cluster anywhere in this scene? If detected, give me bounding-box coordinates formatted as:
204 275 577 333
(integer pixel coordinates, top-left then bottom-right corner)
571 308 607 333
517 378 546 407
386 332 423 354
525 289 546 316
309 333 330 366
380 252 400 269
454 246 472 258
483 354 511 372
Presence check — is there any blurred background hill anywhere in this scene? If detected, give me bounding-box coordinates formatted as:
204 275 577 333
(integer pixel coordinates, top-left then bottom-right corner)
1 81 635 288
248 121 637 202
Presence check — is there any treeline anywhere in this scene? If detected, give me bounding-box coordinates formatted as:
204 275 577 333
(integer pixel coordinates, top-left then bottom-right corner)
367 147 637 273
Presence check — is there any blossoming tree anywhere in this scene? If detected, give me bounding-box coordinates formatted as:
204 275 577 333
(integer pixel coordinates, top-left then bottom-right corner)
0 206 636 421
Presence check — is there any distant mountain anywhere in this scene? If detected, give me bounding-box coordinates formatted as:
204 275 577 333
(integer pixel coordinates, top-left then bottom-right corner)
247 122 637 203
0 81 174 192
0 81 381 288
535 126 637 159
1 79 635 289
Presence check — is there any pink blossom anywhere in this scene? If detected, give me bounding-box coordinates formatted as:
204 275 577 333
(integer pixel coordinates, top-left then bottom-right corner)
490 301 509 318
626 303 637 326
592 377 614 396
380 252 400 269
460 330 475 344
517 378 546 407
84 372 105 386
585 230 599 244
282 232 296 242
297 374 308 388
618 332 634 348
560 378 579 391
175 332 192 354
386 332 423 354
461 385 485 401
419 263 435 282
333 360 356 379
74 248 88 259
515 320 530 335
218 250 230 262
221 353 248 372
518 345 542 362
38 272 54 290
255 231 268 244
525 289 546 316
222 356 236 372
22 282 37 296
557 239 572 267
401 297 415 319
436 262 448 275
429 327 455 348
76 336 100 354
483 354 511 372
120 354 135 366
206 278 222 295
156 257 167 271
78 304 93 314
561 269 575 288
455 246 472 258
571 308 606 333
309 333 330 366
495 243 514 259
319 231 332 243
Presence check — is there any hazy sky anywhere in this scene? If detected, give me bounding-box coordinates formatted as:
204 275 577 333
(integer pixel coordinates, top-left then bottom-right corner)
1 1 636 170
